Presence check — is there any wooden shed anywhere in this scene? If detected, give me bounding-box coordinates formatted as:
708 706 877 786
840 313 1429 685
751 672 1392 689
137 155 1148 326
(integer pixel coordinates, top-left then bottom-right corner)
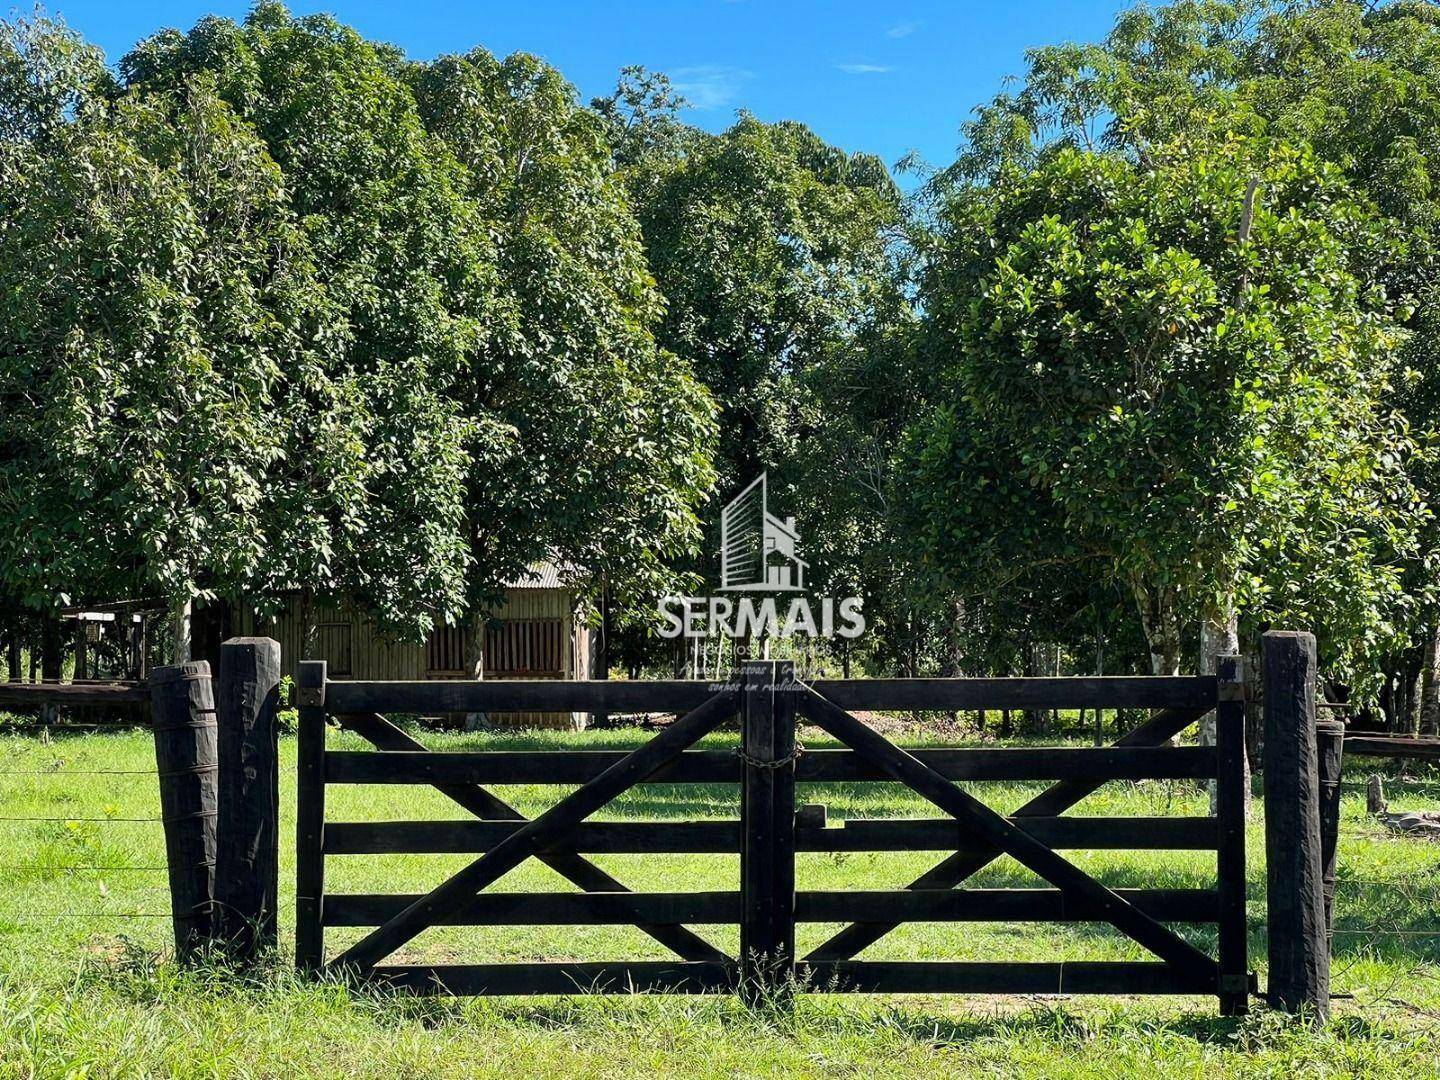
232 565 592 730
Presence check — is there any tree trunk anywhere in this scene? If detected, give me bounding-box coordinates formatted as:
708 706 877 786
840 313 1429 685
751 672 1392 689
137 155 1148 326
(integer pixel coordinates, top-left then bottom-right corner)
170 598 192 666
40 612 63 682
1021 638 1046 732
74 619 88 681
1422 623 1440 737
1134 580 1182 677
298 588 318 662
464 613 487 732
943 597 965 722
6 635 19 682
592 584 612 728
1134 580 1182 745
1406 661 1423 736
1200 599 1248 814
1092 634 1105 746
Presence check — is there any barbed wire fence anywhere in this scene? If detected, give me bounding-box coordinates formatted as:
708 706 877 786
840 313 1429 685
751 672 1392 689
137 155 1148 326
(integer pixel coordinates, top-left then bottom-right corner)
0 717 178 927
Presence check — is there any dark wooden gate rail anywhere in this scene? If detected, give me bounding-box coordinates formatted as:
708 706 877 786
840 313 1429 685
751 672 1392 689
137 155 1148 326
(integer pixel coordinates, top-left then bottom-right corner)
294 659 1254 1011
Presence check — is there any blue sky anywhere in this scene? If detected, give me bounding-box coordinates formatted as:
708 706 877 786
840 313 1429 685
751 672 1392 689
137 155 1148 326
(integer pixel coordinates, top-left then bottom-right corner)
42 0 1127 175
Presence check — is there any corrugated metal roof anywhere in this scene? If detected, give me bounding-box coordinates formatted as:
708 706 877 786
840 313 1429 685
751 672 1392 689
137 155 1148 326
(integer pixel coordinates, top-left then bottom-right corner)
503 563 574 590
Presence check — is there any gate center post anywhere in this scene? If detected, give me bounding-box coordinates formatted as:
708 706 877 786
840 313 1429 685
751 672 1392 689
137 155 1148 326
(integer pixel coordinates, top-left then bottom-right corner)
739 659 798 1000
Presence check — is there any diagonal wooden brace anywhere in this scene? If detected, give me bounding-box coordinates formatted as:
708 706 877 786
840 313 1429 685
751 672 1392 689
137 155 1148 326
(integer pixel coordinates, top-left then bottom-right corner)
335 711 727 964
806 704 1205 962
330 689 738 974
798 690 1218 985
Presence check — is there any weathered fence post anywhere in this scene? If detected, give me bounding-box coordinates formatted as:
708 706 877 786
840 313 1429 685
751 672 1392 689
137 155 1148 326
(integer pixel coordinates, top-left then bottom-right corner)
1262 630 1329 1018
739 658 796 1000
215 637 282 960
294 660 327 972
149 661 218 962
1315 717 1345 948
1215 655 1251 1015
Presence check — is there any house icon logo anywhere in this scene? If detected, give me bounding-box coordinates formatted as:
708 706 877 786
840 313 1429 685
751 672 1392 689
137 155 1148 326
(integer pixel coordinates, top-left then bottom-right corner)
719 474 808 592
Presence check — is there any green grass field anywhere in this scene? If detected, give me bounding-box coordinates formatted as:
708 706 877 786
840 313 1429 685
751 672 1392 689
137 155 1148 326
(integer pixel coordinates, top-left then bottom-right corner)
2 721 1439 1078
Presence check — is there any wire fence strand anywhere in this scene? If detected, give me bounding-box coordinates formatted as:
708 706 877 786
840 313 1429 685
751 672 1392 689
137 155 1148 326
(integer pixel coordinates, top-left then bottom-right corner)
0 815 162 822
0 912 172 919
0 769 158 776
0 865 168 872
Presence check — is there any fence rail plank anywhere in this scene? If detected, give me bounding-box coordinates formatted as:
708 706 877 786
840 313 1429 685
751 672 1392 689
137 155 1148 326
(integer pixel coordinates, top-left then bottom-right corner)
322 887 1217 927
0 681 149 706
327 680 719 715
323 676 1216 715
325 891 740 925
324 816 1217 855
322 746 1216 785
800 961 1216 995
1343 736 1440 762
810 676 1216 711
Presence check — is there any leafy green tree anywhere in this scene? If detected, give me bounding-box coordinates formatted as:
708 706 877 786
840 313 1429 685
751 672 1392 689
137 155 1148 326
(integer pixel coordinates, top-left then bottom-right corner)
0 81 320 656
120 7 487 643
603 98 914 669
0 10 110 146
592 65 698 171
909 136 1419 692
917 0 1440 703
408 48 716 612
632 115 904 493
119 7 716 649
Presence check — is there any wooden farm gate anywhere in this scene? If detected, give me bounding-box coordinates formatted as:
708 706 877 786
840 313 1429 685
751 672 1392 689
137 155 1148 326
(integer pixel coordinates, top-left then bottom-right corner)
295 658 1253 1012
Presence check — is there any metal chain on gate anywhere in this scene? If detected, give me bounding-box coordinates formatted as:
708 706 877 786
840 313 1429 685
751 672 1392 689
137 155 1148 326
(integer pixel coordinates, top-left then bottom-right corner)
733 738 805 770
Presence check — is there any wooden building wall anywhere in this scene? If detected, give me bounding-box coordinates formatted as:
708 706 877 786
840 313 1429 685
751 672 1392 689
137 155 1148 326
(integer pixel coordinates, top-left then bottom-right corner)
234 589 591 729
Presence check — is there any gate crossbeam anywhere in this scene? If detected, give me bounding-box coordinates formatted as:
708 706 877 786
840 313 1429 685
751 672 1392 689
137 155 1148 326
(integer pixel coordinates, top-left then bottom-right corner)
335 711 727 964
329 688 738 974
806 704 1206 962
797 689 1219 986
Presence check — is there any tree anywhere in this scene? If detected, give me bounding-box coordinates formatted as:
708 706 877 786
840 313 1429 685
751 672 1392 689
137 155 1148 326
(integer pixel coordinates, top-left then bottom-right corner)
408 48 717 613
632 115 904 494
118 6 491 645
0 80 322 659
118 6 717 649
908 136 1419 693
606 97 912 668
925 0 1440 706
0 9 110 147
592 65 697 170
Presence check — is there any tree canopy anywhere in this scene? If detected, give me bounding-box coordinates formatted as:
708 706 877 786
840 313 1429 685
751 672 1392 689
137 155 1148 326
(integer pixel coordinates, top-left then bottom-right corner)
6 0 1440 722
909 135 1420 686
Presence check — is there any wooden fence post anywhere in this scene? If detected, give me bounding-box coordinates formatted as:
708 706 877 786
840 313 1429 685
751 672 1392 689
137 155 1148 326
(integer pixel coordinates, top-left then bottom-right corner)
149 661 218 962
295 660 327 972
1262 630 1329 1017
1315 717 1345 948
1215 654 1251 1015
215 637 282 960
740 659 796 999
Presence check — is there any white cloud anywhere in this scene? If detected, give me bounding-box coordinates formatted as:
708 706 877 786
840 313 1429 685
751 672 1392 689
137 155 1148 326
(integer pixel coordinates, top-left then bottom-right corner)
671 64 754 110
837 63 892 75
886 21 920 39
